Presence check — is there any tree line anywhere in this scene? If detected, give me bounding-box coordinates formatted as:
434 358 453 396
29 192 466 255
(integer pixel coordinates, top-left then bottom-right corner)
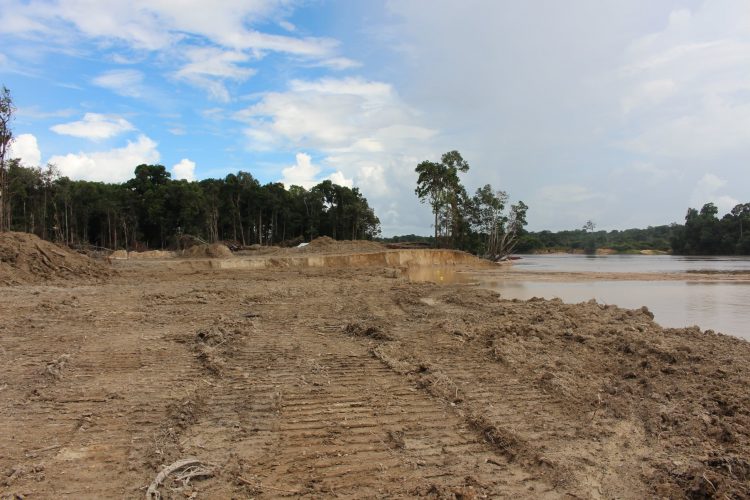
2 161 380 250
516 225 675 254
512 202 750 256
670 202 750 255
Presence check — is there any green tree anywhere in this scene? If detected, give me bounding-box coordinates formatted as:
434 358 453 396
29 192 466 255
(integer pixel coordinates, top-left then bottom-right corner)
415 150 470 247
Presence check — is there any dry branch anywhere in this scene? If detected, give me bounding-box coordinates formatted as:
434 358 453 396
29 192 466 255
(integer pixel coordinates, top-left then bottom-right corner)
145 458 214 500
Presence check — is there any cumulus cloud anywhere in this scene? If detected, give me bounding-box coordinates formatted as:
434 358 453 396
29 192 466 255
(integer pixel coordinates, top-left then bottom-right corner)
280 153 320 189
236 77 426 149
328 170 353 188
171 158 196 181
279 152 352 190
51 113 135 140
237 76 437 233
48 135 160 183
690 174 739 215
8 133 42 166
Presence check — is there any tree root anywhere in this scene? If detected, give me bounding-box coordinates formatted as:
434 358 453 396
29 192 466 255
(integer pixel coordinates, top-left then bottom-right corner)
145 458 214 500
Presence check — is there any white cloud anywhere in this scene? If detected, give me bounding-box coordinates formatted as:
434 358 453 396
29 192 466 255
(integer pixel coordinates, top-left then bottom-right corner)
51 113 135 140
171 158 196 181
280 153 320 189
237 76 438 233
175 47 256 101
307 57 362 70
279 152 353 190
92 69 145 97
0 52 6 65
1 1 341 61
690 174 739 214
237 77 434 150
328 170 353 188
48 135 160 183
8 133 42 166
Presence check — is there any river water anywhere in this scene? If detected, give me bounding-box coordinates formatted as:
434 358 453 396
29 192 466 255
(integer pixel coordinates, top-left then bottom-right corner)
408 255 750 341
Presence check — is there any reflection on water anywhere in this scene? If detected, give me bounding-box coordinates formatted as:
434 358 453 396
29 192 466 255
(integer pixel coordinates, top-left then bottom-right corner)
407 264 750 341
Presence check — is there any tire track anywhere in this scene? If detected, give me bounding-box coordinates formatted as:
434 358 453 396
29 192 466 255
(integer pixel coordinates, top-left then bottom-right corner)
170 280 561 498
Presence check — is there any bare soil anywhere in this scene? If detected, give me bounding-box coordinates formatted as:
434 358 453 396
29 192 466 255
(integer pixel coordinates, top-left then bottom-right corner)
1 241 749 498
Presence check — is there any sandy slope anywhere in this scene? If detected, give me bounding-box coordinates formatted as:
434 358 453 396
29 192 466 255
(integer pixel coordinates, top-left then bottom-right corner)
0 258 748 498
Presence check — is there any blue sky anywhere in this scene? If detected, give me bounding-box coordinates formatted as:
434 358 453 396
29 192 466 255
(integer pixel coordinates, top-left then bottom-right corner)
1 0 749 235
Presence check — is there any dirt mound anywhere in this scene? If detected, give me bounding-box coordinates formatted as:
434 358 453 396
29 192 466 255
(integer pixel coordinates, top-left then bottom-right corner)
183 243 233 258
293 237 385 255
0 232 112 285
384 285 750 498
309 236 336 247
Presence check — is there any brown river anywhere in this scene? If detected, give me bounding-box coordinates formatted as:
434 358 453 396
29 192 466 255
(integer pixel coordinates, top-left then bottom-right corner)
408 254 750 341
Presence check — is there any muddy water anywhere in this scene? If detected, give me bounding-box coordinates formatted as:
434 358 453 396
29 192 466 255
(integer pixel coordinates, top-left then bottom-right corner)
513 254 750 273
407 256 750 341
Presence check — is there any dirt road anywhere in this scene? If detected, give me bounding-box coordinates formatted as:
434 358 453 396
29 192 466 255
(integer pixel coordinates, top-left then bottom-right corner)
1 261 749 498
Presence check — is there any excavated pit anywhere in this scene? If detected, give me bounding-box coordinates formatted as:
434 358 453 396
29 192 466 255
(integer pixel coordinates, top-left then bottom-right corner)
113 248 494 272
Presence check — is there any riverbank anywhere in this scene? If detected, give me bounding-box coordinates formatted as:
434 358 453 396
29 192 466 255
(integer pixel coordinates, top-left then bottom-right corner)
528 248 669 255
1 244 748 497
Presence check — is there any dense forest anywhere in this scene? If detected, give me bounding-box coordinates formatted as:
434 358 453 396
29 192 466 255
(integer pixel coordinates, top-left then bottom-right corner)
1 160 381 250
670 202 750 255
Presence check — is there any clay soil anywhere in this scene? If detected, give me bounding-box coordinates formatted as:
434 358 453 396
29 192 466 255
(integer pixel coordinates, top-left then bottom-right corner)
1 247 750 498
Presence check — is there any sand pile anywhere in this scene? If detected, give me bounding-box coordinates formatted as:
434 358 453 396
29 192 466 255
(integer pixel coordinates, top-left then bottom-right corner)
183 243 233 258
0 232 112 285
293 236 385 255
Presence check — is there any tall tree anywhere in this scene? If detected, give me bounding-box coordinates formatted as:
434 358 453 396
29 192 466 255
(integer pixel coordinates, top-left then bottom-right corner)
0 86 14 231
415 150 470 247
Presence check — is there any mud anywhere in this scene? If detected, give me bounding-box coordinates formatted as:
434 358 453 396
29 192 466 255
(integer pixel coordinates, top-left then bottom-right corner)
0 248 749 498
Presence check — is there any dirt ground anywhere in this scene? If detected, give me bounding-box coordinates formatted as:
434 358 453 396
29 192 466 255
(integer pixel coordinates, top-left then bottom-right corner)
1 242 749 498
